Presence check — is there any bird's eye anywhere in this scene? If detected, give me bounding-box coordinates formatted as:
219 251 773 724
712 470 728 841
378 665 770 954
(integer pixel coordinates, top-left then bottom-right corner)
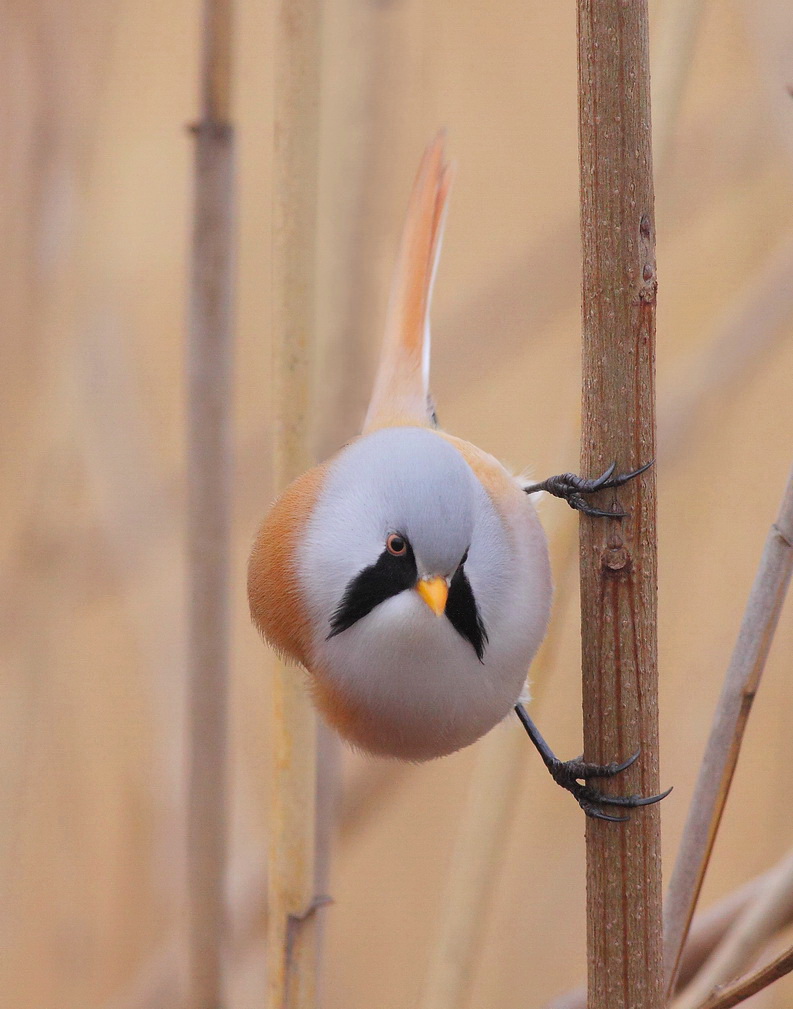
386 533 407 556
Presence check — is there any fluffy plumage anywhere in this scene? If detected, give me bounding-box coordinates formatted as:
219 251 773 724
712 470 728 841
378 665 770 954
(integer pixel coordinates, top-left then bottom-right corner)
248 135 552 761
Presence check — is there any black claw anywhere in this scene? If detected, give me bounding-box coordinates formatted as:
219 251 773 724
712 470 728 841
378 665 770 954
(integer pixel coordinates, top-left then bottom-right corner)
556 749 640 782
524 459 653 519
514 704 671 822
602 458 654 489
635 785 673 806
547 751 671 820
586 806 630 823
600 749 641 777
576 784 671 808
590 461 617 489
570 493 628 519
552 759 671 820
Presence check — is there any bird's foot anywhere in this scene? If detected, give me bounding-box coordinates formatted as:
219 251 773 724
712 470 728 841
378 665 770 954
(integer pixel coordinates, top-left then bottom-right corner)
514 703 671 821
524 460 653 518
547 751 672 823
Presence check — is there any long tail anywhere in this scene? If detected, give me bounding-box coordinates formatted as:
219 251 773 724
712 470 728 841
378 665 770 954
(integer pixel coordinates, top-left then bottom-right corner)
363 133 454 433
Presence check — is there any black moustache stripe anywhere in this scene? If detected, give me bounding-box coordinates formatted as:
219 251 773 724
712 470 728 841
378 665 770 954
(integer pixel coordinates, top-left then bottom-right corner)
328 544 417 638
327 545 488 662
445 566 488 662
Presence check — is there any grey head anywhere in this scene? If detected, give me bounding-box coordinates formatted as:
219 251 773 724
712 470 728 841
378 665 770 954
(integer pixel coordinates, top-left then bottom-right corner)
299 426 503 659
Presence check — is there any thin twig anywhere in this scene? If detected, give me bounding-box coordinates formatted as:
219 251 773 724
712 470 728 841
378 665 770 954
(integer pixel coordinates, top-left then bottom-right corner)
672 873 773 994
418 1 706 981
692 943 793 1009
672 849 793 1009
663 467 793 996
577 3 662 1008
267 0 322 1006
186 0 234 1005
542 221 793 1009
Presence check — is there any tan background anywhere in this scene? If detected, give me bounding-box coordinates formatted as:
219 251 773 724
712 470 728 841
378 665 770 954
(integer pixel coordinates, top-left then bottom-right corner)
3 0 793 1006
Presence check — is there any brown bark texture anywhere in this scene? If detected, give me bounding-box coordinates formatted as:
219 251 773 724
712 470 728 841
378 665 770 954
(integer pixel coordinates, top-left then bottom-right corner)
577 4 663 1009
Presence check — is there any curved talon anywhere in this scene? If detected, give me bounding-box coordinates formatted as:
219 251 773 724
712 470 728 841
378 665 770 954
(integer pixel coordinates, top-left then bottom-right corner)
513 704 669 822
576 784 672 808
581 801 629 823
590 461 617 489
524 459 653 519
595 749 641 778
607 750 641 775
635 785 673 806
548 750 671 821
602 458 654 489
568 493 628 519
554 748 640 782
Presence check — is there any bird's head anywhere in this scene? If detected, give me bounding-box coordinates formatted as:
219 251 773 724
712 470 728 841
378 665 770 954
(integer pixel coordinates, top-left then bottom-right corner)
298 426 503 663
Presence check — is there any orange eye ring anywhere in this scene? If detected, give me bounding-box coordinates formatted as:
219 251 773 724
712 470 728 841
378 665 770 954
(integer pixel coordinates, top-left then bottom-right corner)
386 533 407 556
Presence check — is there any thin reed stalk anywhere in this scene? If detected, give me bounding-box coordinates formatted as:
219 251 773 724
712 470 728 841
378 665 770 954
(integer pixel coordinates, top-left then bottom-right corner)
577 4 662 1009
690 944 793 1009
186 0 235 1006
672 849 793 1009
414 3 717 991
267 0 323 1006
664 467 793 996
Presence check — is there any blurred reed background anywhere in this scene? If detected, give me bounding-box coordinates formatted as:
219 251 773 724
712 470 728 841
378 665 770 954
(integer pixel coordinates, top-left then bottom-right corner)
3 1 793 1007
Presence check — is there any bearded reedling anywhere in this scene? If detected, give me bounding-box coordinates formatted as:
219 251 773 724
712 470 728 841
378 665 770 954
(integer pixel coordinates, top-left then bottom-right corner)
249 134 668 820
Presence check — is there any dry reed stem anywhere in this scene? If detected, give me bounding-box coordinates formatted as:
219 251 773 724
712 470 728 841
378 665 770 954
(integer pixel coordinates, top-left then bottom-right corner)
186 0 234 1005
672 850 793 1009
577 3 662 1008
419 0 702 400
267 0 322 1006
671 874 773 994
414 182 793 1009
663 467 793 996
690 944 793 1009
358 8 786 1003
545 260 793 1008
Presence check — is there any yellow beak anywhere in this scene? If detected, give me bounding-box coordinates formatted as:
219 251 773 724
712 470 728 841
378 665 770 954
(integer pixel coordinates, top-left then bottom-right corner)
416 576 448 616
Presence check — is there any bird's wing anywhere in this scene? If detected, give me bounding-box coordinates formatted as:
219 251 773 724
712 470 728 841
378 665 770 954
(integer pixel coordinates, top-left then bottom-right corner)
363 133 454 433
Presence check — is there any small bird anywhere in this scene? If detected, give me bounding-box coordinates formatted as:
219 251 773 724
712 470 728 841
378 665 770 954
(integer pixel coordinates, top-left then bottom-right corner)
249 135 666 820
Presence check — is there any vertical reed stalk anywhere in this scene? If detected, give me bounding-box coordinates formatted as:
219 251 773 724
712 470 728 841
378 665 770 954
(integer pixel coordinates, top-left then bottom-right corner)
268 0 322 1006
577 5 662 1009
186 0 235 1006
664 467 793 998
418 2 705 996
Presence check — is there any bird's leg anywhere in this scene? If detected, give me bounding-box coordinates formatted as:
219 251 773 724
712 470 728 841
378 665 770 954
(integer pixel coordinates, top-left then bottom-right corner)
523 460 653 518
514 703 671 822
